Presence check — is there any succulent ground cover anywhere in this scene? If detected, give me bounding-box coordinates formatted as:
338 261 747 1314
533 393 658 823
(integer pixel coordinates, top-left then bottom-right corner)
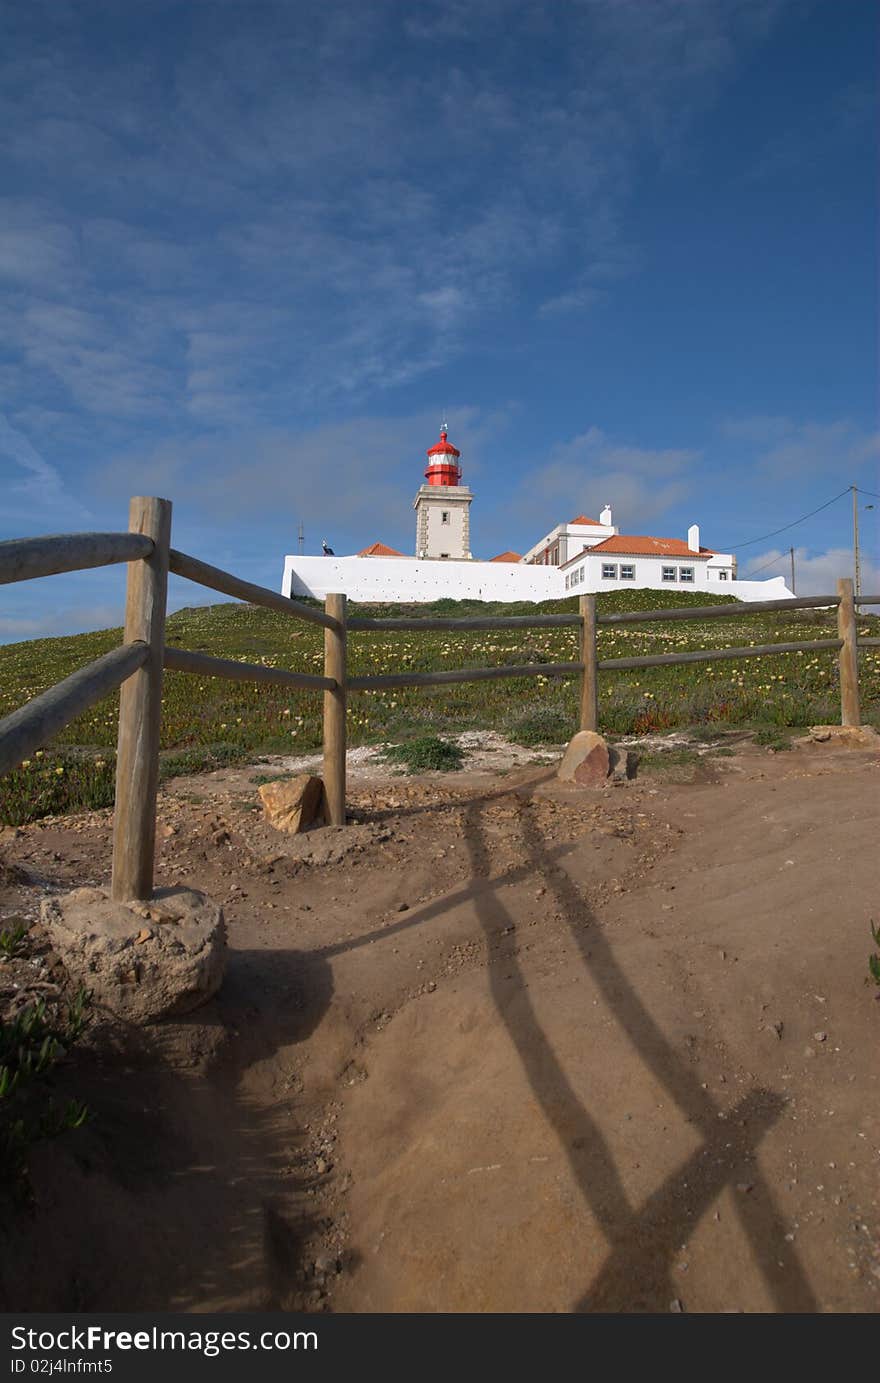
1 589 877 825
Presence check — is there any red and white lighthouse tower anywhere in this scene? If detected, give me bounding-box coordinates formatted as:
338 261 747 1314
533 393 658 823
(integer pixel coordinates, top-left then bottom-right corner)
413 422 473 560
424 427 462 486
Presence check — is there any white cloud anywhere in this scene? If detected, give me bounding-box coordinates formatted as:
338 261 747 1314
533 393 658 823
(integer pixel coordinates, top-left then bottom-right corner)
0 603 122 643
0 412 91 527
89 407 496 545
743 546 879 597
721 416 880 480
0 1 793 426
496 426 701 546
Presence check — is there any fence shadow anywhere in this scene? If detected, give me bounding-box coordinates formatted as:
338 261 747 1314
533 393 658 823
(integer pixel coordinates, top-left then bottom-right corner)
457 791 818 1312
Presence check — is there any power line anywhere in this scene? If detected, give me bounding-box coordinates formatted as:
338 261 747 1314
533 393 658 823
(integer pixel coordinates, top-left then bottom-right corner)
728 486 852 550
858 487 880 501
746 549 789 577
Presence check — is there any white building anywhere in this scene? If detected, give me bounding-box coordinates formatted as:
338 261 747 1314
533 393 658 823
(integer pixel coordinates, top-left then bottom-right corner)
282 425 793 605
559 522 738 594
521 507 617 566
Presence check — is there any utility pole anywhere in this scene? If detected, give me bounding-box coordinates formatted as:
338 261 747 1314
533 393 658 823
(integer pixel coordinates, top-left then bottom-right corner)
789 545 796 595
298 521 304 556
852 485 860 599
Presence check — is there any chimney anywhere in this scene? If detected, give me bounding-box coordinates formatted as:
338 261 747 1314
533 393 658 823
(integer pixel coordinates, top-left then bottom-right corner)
687 523 700 553
600 504 612 526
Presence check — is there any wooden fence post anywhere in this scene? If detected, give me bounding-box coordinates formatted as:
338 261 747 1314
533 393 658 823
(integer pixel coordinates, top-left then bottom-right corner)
579 594 599 733
836 576 860 727
111 497 172 901
323 593 347 826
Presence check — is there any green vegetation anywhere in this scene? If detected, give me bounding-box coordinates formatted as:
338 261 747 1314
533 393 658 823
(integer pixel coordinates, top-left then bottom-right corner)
0 923 28 959
636 746 706 783
1 589 878 824
752 725 794 751
869 921 880 989
1 987 92 1182
381 735 465 773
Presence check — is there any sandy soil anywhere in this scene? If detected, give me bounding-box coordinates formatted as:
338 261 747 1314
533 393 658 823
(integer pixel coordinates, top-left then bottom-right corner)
0 733 878 1314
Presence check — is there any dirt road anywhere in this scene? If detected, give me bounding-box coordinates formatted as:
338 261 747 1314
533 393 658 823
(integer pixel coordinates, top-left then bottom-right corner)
1 737 878 1312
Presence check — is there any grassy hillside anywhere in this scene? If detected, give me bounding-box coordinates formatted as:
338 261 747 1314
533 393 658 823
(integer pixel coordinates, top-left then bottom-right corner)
1 589 878 824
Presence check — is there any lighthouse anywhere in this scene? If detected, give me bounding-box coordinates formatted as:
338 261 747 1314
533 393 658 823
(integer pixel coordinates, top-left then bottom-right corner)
413 423 473 559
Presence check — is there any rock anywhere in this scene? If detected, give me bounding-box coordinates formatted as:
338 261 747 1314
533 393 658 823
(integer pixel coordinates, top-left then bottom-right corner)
609 746 638 781
259 774 328 834
41 885 226 1024
808 724 880 749
557 731 611 786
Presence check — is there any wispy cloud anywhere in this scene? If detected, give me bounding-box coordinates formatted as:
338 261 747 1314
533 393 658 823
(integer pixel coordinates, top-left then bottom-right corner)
0 411 91 528
496 426 701 547
743 545 878 596
721 416 880 480
0 0 792 437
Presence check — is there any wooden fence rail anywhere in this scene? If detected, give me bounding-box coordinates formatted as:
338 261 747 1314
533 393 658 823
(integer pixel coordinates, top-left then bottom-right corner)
0 642 148 778
598 638 843 673
596 593 840 625
348 661 584 693
1 497 876 903
164 646 336 692
168 548 341 631
0 532 155 585
348 613 583 632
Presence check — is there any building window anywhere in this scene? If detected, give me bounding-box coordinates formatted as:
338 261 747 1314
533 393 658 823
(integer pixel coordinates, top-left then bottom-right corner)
718 570 729 581
620 563 635 580
662 566 677 582
440 553 449 559
679 566 694 583
441 511 450 524
565 575 570 590
601 563 617 580
579 566 585 584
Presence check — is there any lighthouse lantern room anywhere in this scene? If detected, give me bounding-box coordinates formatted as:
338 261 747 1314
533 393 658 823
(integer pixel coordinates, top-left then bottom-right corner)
413 423 473 560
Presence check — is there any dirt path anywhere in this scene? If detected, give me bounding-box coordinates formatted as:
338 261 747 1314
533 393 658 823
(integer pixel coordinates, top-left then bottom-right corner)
1 737 878 1313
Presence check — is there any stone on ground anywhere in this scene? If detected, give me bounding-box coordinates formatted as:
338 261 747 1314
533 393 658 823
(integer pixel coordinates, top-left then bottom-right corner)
259 774 328 833
557 730 611 786
41 886 226 1024
808 724 880 749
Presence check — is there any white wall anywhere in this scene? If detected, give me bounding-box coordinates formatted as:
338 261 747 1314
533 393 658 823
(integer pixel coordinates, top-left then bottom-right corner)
282 556 795 605
283 555 562 603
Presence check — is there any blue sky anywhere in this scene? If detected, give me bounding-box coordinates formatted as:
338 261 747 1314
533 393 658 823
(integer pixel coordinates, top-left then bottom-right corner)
1 0 877 640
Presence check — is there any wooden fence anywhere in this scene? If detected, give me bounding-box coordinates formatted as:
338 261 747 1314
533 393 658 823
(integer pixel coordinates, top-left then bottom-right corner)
1 496 877 903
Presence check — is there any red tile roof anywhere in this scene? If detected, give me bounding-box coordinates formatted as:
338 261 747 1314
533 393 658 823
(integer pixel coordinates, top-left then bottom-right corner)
569 514 599 526
586 535 715 559
358 541 406 557
490 550 522 563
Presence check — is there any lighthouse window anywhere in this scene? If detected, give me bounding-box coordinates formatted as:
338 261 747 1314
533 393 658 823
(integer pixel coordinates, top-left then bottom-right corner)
718 570 729 580
441 511 450 524
679 566 695 582
662 566 677 582
619 564 635 580
601 563 617 580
